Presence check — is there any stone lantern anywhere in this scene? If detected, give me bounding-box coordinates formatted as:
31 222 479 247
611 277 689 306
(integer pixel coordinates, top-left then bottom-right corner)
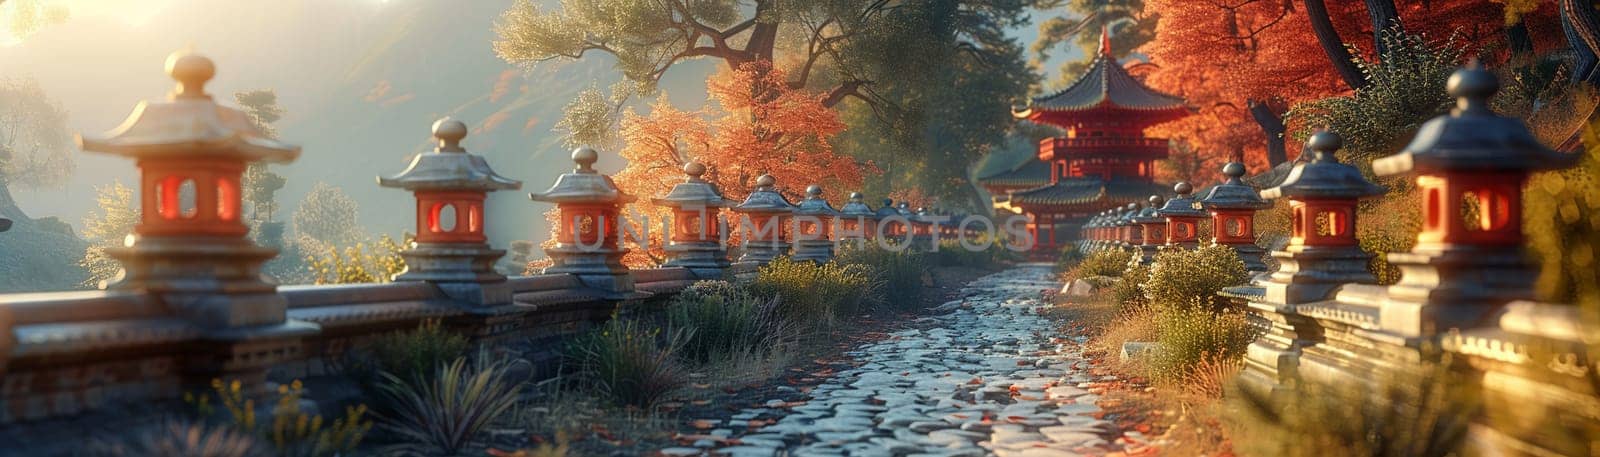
873 198 901 241
530 147 637 297
912 207 935 251
838 192 875 243
1257 132 1385 304
732 174 795 264
379 118 522 305
1201 162 1273 274
1114 204 1138 249
792 185 840 263
1158 182 1207 250
652 162 735 279
77 51 314 383
1319 63 1576 347
1231 131 1383 396
1132 196 1168 266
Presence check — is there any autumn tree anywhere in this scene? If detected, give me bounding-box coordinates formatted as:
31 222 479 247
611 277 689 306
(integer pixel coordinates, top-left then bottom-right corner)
0 78 73 222
1030 0 1159 85
494 0 1038 211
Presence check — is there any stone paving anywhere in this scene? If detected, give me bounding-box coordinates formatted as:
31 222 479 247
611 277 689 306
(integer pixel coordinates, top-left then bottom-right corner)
663 265 1143 457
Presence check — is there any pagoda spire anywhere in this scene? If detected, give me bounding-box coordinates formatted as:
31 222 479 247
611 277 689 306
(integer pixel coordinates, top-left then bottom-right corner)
1100 24 1113 56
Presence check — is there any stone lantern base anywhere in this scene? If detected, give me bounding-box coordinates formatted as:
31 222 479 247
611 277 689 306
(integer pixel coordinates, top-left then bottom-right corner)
791 239 835 263
543 245 636 298
739 240 789 264
395 242 513 306
106 235 317 391
662 241 731 280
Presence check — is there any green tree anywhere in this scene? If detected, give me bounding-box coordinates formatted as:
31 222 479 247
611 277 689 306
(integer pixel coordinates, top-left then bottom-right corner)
0 77 73 221
234 90 288 225
1029 0 1156 85
0 0 68 43
78 181 137 288
291 182 363 253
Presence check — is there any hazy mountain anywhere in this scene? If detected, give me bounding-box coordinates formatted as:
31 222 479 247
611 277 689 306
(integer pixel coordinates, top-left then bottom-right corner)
0 0 715 265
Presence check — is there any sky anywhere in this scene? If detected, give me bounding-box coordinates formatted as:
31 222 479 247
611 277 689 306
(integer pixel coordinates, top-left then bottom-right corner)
0 0 1083 248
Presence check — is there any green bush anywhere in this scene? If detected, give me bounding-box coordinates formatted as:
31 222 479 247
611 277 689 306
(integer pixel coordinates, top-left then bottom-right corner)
750 257 881 320
565 318 689 408
86 420 271 457
666 280 791 363
1228 360 1479 457
1110 263 1150 310
928 239 1008 269
1145 244 1250 312
1054 244 1086 273
362 319 470 384
1149 302 1260 382
184 379 370 457
376 357 524 456
835 245 930 311
1071 248 1134 281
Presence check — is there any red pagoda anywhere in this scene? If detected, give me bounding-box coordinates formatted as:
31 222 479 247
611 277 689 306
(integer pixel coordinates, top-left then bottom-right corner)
981 28 1189 257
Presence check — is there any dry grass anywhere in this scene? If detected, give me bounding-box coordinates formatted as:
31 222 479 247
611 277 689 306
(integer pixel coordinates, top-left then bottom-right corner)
1176 356 1242 400
1088 307 1159 361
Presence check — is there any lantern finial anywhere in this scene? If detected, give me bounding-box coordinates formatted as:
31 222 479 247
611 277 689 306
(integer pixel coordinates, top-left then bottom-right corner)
1148 195 1164 207
1449 59 1496 115
755 174 776 188
1174 181 1193 196
684 161 706 180
1307 131 1343 162
572 146 599 172
166 51 214 99
806 184 822 197
432 118 468 152
1222 162 1246 182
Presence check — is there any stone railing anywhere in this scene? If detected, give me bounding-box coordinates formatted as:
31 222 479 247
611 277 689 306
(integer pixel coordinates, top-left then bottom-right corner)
1078 64 1599 456
0 51 988 424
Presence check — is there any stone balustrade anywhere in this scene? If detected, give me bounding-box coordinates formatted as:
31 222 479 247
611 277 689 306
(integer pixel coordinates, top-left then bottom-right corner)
0 51 928 425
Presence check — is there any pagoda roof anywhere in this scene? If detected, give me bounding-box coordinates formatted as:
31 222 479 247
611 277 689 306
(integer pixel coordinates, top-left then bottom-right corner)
1014 28 1186 121
976 160 1051 188
1008 177 1168 208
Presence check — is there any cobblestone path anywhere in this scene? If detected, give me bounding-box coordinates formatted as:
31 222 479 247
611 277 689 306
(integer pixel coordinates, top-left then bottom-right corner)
664 265 1140 457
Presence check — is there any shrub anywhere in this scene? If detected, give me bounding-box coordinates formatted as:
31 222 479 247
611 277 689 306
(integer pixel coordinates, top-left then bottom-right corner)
1110 264 1150 310
1145 244 1250 312
185 379 370 457
750 257 880 320
1149 302 1260 382
1070 248 1134 282
304 234 410 285
1228 361 1479 457
565 318 689 408
1054 244 1086 273
85 420 271 457
835 245 930 310
928 239 1007 269
376 357 525 456
364 319 470 384
666 280 791 363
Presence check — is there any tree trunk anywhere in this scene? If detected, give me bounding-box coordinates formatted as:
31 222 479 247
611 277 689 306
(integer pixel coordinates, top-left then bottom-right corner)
1304 0 1367 90
1365 0 1402 55
1507 20 1534 57
1248 100 1289 166
1563 0 1600 86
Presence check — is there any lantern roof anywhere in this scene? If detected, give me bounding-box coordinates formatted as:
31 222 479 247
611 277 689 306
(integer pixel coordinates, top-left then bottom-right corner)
652 162 736 208
1117 203 1141 225
379 118 522 192
1133 195 1167 224
795 185 841 216
896 202 912 216
1201 162 1272 210
1261 132 1385 200
839 192 875 217
1375 63 1578 176
1157 182 1207 218
530 147 635 204
734 174 796 213
79 52 300 163
873 198 900 219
